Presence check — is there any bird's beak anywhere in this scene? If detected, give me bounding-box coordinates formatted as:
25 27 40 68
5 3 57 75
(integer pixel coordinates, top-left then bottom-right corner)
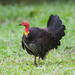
19 23 22 26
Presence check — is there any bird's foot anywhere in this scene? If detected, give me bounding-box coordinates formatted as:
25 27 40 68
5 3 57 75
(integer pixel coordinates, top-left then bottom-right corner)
34 63 38 67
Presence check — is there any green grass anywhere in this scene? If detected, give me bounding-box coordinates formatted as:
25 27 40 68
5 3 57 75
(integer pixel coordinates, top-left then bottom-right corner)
0 1 75 75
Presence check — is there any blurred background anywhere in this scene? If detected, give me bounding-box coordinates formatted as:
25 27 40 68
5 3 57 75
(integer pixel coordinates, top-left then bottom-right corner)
0 0 74 5
0 0 75 75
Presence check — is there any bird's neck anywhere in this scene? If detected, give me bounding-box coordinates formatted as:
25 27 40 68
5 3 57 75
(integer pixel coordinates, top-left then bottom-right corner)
24 26 29 36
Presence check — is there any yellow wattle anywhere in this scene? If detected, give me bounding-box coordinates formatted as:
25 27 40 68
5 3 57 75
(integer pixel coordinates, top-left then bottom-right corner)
24 31 29 36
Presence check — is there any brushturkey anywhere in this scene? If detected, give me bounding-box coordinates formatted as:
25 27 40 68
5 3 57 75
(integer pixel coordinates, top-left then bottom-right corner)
19 14 65 66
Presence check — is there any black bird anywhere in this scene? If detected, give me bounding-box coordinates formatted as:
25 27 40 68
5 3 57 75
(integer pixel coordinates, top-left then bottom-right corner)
19 14 66 66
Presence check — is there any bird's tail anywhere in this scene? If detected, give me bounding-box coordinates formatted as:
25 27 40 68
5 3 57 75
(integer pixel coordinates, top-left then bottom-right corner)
47 14 66 49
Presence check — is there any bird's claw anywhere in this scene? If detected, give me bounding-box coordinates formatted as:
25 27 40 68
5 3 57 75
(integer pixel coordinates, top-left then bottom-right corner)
34 63 38 67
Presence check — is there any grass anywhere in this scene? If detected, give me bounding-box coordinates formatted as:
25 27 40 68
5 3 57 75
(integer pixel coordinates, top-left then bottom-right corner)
0 1 75 75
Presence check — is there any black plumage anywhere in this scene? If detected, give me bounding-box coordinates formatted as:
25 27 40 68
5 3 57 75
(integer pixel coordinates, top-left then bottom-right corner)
19 14 66 66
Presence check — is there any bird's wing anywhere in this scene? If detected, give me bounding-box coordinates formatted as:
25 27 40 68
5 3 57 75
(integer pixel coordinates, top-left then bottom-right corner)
22 40 25 50
22 27 41 55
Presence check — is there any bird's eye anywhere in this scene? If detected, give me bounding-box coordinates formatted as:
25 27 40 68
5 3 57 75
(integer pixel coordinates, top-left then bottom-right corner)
23 22 24 24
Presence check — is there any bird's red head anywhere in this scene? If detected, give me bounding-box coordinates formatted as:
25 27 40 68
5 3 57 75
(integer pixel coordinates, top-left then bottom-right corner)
19 21 29 27
19 21 30 36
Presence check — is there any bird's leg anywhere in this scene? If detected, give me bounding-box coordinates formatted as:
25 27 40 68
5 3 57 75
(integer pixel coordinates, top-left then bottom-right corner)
34 56 37 66
38 56 40 65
